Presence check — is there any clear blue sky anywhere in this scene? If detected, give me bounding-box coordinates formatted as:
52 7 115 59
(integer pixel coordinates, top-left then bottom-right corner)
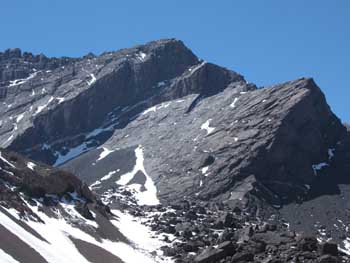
1 1 349 121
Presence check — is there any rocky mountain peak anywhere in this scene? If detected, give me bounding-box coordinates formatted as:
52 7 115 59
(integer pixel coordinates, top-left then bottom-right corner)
0 39 350 262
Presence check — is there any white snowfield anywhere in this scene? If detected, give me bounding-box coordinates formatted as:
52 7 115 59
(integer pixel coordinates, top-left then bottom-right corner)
111 210 174 263
0 198 171 263
0 248 19 263
117 145 160 206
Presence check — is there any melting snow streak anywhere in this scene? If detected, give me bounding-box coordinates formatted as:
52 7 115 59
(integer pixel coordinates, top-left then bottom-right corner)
230 97 239 108
87 74 96 86
97 147 114 162
34 97 54 115
117 145 160 206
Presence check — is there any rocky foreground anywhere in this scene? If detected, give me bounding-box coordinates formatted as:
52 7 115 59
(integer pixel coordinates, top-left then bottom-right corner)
104 186 350 263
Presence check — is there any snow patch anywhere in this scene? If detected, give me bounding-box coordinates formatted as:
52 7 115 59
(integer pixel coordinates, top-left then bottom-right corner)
312 162 329 175
111 210 173 263
137 52 147 61
201 166 209 176
0 207 90 263
230 97 239 108
16 113 25 123
0 152 15 168
101 170 117 181
90 170 118 188
27 162 36 171
188 61 206 74
87 73 96 86
201 119 215 135
56 97 65 104
4 135 14 144
34 97 54 115
142 106 157 115
304 184 311 190
54 143 94 166
340 238 350 256
157 81 165 88
8 72 38 87
328 148 335 160
117 145 160 206
142 103 171 115
97 147 114 162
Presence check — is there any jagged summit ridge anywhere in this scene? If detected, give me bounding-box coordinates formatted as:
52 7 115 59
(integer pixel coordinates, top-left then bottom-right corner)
0 39 244 166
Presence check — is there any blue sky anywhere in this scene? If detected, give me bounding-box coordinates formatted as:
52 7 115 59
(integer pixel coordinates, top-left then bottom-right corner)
1 1 349 121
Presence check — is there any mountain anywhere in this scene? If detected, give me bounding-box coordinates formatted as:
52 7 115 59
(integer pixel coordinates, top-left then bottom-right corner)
0 148 173 263
1 39 350 262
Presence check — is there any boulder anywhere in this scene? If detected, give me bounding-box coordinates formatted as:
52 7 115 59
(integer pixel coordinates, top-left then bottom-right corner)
320 242 338 256
298 236 318 252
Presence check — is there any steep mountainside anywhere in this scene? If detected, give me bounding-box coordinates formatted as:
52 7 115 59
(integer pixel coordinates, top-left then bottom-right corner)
0 148 173 263
0 39 350 262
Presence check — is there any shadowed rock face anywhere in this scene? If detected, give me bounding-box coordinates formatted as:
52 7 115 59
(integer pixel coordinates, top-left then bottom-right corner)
0 148 146 263
0 148 95 203
0 39 200 162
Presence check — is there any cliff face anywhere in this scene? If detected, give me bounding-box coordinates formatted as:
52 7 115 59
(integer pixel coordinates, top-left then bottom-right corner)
0 39 199 162
61 77 345 206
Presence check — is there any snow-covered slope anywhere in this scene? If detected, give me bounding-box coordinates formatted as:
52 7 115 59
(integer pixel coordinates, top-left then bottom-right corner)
0 149 172 263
